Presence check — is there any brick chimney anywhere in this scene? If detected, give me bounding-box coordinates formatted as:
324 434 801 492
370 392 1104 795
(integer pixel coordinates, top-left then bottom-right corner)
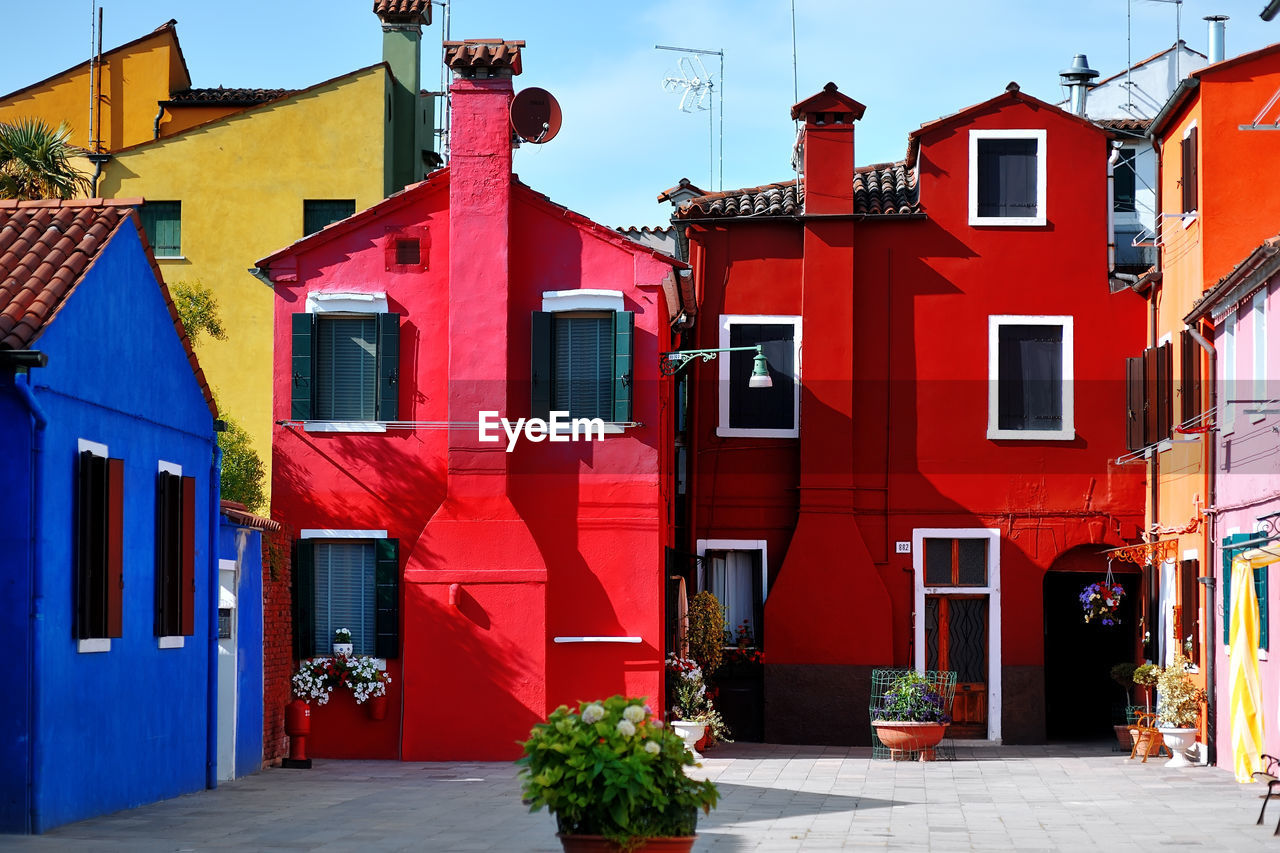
791 82 865 215
374 0 433 194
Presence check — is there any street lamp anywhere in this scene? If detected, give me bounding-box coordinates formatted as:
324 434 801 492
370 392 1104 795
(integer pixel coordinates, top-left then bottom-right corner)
659 345 773 388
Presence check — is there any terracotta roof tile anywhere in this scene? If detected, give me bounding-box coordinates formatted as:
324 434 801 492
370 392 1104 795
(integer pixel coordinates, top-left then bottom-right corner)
444 40 525 76
165 87 299 106
373 0 431 23
675 161 919 220
1096 117 1152 134
0 198 215 416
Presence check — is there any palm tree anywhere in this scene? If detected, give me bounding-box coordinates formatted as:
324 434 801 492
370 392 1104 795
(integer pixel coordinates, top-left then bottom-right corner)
0 118 92 200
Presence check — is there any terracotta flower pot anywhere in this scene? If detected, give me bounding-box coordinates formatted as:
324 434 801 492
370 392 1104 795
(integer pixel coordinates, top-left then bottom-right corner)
557 834 695 852
872 720 947 761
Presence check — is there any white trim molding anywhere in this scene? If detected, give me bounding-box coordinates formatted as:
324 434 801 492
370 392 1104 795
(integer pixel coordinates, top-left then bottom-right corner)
77 638 110 654
716 314 801 439
300 529 389 539
302 421 388 433
553 636 643 644
542 289 625 313
77 438 108 457
158 460 182 476
695 539 770 602
158 636 185 649
987 314 1075 441
912 527 1002 742
305 291 389 314
968 128 1047 227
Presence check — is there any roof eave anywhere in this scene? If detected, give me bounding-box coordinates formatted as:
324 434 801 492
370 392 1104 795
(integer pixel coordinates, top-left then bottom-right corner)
1149 78 1200 139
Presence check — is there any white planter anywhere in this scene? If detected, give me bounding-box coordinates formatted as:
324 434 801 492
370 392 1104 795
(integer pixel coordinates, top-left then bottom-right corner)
1160 727 1197 767
333 642 353 656
670 720 707 762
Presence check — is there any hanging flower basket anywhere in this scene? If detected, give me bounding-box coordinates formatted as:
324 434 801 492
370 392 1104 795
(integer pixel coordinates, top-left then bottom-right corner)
1080 581 1125 625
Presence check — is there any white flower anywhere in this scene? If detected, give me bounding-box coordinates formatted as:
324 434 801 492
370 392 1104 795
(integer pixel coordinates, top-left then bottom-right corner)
582 704 605 724
616 719 636 737
644 740 661 754
623 705 646 724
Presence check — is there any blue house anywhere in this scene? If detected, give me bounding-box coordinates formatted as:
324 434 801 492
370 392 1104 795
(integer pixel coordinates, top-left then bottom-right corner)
0 198 223 833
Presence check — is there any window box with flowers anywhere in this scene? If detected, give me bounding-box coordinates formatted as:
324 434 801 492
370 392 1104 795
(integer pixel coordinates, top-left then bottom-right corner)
291 653 393 719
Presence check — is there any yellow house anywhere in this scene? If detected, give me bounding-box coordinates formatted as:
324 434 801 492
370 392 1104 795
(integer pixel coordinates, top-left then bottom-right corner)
0 4 436 485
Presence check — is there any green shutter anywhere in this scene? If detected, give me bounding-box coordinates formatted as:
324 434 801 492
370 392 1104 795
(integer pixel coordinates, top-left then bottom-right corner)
141 201 182 257
531 311 552 420
1223 532 1268 649
376 313 400 421
374 538 400 659
291 313 314 420
612 311 634 423
294 540 316 659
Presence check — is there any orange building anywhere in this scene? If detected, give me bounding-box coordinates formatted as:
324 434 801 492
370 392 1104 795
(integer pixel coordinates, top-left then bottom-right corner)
1126 39 1280 762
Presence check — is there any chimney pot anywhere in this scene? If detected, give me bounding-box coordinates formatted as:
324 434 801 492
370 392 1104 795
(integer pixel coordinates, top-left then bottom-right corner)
1205 15 1229 64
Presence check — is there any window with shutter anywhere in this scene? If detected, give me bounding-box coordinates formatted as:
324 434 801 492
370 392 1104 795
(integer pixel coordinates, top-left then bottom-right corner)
140 201 181 257
1179 558 1200 665
969 130 1046 226
75 445 123 643
292 312 400 424
704 549 765 647
987 316 1073 440
530 309 634 424
1180 127 1198 214
1180 330 1202 426
1223 532 1269 650
294 536 399 659
155 467 197 638
717 315 800 438
1126 356 1146 451
303 200 356 237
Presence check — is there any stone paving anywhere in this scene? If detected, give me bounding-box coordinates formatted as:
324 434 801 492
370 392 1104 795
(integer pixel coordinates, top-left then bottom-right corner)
0 741 1272 851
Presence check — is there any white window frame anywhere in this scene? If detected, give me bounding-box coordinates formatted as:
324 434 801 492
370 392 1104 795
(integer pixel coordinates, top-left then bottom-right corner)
717 315 801 439
696 539 768 646
302 292 389 433
912 527 1002 742
75 439 112 654
542 289 625 313
987 315 1074 441
1251 289 1268 424
969 129 1047 227
1222 310 1237 435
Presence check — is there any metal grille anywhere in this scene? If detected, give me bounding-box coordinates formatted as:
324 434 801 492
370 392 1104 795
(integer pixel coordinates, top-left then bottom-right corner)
869 669 957 761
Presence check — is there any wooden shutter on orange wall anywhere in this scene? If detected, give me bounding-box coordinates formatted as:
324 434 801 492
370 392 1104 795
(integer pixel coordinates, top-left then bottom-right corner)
1126 356 1145 450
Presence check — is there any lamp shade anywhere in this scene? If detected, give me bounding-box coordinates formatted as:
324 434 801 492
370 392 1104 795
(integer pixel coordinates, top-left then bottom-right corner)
749 348 773 389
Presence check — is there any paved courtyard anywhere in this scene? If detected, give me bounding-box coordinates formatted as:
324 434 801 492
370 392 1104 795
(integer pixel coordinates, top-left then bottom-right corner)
0 742 1271 851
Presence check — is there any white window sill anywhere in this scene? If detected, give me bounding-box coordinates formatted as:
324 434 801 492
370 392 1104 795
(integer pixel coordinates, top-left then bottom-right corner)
969 216 1046 228
1182 212 1198 230
155 255 187 261
78 638 110 654
303 421 387 433
159 636 185 649
986 428 1075 441
716 427 799 439
553 636 642 644
1157 438 1173 453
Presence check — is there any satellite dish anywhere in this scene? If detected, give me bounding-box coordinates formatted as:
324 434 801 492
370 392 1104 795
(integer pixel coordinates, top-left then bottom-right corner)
510 87 562 144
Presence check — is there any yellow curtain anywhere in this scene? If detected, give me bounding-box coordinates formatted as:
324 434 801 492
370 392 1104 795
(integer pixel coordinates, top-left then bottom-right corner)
1229 556 1264 783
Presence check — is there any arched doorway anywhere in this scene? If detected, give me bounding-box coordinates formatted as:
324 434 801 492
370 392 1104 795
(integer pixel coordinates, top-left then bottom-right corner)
1043 547 1141 740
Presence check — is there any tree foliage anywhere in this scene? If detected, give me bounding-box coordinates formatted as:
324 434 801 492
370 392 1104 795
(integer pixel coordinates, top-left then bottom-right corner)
686 591 724 677
0 118 92 200
171 280 227 345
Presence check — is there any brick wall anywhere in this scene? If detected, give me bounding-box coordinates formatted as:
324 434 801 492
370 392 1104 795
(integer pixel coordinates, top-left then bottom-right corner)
261 528 292 765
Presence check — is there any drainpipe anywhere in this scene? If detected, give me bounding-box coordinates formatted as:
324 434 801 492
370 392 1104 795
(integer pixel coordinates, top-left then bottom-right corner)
206 442 223 789
1187 325 1218 765
153 104 166 140
1108 145 1121 274
14 367 46 834
86 153 110 198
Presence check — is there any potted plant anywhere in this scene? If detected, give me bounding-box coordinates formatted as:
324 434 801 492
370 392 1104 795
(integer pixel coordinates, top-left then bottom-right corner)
665 655 731 759
871 670 951 761
1079 580 1125 625
332 627 353 656
1132 663 1160 712
1109 662 1137 747
1156 653 1207 768
518 696 720 852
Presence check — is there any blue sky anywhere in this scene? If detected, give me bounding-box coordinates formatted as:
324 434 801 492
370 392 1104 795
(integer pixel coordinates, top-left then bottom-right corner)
1 1 1276 227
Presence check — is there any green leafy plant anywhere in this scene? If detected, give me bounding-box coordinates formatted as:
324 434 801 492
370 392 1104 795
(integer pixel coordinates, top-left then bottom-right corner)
218 416 266 513
333 627 353 644
1109 662 1136 702
1133 662 1160 710
517 696 719 851
1156 654 1207 728
0 118 91 200
874 671 951 723
686 591 724 677
171 280 227 346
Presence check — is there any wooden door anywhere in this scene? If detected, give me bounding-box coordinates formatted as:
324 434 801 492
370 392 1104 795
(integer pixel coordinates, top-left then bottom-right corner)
925 595 989 739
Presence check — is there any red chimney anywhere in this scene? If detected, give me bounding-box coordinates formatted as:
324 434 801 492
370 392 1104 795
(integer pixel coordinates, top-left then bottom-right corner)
791 82 865 215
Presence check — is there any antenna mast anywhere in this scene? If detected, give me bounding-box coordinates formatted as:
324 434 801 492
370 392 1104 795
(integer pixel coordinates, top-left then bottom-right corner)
656 44 724 191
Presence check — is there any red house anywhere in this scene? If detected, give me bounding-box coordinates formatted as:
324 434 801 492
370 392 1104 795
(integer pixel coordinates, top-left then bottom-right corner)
258 40 687 760
672 82 1147 744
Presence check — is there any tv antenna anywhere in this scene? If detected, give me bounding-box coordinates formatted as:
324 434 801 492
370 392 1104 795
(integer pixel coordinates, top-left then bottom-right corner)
656 44 723 191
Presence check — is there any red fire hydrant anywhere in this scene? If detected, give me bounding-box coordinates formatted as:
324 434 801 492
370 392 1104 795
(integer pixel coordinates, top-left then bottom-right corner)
283 699 312 769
